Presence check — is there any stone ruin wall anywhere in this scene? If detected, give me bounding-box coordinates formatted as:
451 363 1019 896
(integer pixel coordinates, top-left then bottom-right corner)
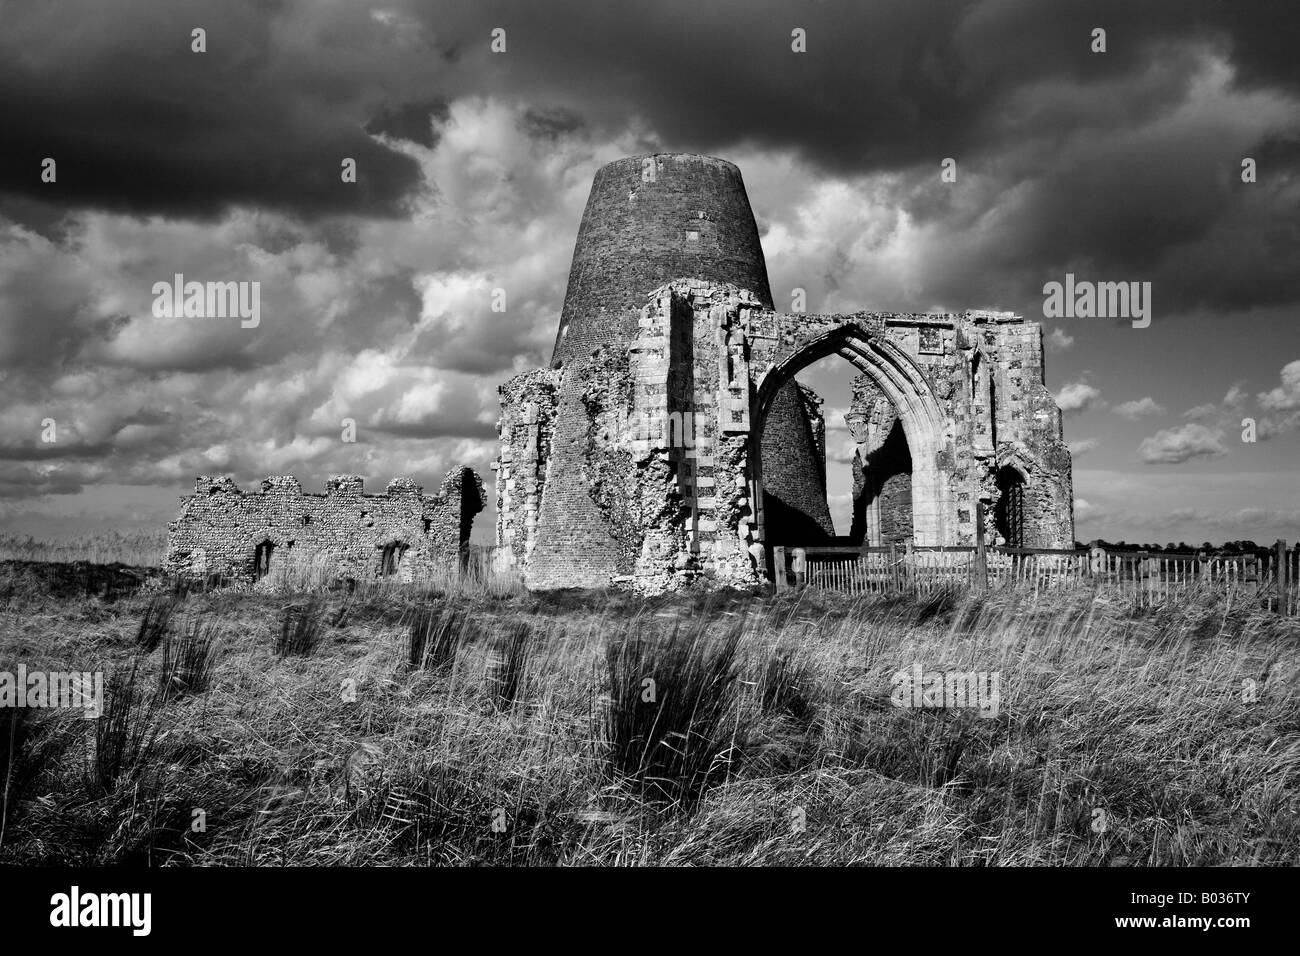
494 369 560 571
753 306 1074 550
495 279 1075 593
164 467 485 587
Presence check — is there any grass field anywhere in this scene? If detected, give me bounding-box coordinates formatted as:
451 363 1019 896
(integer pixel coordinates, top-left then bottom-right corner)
0 533 167 568
1 564 1297 866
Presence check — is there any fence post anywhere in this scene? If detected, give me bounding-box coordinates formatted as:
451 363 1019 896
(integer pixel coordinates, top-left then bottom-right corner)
974 501 988 592
1277 539 1288 614
888 542 898 592
772 546 787 591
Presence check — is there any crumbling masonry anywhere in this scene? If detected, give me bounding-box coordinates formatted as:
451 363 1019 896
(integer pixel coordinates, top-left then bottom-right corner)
164 467 485 586
495 154 1074 592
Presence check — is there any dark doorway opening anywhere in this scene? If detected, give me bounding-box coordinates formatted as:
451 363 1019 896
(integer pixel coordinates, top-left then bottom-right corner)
380 541 409 577
995 466 1027 548
253 540 275 579
851 414 913 546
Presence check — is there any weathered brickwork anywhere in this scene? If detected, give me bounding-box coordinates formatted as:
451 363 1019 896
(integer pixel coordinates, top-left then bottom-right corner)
496 153 1074 591
551 154 774 367
493 369 561 570
760 379 834 542
164 467 485 587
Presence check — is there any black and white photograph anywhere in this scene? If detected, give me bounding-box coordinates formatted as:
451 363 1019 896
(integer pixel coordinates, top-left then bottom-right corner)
0 0 1296 937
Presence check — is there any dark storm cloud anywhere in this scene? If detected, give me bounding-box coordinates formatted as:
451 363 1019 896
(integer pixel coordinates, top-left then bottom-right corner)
364 99 450 148
0 0 438 221
401 0 1300 170
4 0 1293 313
518 106 585 141
2 0 1294 212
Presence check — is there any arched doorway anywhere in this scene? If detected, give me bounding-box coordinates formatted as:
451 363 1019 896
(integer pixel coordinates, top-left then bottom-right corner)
750 323 951 557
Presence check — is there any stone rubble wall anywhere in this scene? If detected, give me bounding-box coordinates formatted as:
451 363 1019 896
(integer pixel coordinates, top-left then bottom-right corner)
163 467 485 587
493 368 561 571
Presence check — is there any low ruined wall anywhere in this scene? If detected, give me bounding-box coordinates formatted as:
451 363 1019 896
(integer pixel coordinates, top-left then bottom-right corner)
164 467 485 587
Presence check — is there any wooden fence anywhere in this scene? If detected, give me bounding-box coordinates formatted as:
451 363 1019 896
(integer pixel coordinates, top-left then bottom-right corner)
779 539 1299 616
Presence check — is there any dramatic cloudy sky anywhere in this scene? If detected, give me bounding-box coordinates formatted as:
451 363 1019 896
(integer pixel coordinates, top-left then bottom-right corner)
1 0 1297 546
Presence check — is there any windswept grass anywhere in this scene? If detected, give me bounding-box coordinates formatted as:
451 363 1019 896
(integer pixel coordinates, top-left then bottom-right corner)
92 662 163 794
603 611 746 809
134 594 179 652
486 621 531 712
159 620 221 701
0 566 1297 866
408 604 476 671
276 598 326 658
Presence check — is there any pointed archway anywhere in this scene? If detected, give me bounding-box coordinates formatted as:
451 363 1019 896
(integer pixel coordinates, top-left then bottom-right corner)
750 322 952 550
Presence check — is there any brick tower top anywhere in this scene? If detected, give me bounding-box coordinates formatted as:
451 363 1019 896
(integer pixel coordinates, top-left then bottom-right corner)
550 153 773 367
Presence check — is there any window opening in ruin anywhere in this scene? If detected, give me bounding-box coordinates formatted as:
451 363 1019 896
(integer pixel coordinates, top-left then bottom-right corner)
300 514 311 526
379 541 408 576
994 466 1026 548
989 375 998 447
422 518 432 534
253 540 275 579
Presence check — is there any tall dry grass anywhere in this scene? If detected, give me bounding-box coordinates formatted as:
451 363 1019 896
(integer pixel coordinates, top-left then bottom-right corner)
0 532 167 567
0 569 1296 865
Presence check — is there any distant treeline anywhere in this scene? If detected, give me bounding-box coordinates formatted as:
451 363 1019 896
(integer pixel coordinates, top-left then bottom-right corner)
1075 539 1280 556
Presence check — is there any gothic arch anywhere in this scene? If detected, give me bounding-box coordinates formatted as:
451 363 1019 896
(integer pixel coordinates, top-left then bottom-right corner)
751 322 952 546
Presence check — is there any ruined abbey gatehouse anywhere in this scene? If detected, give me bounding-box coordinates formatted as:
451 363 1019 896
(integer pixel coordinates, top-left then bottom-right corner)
495 154 1074 592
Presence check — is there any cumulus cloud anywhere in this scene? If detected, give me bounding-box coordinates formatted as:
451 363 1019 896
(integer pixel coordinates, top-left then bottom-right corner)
1046 327 1074 351
1138 423 1228 464
1055 380 1102 415
1069 438 1099 457
1176 363 1299 440
1113 397 1166 419
1253 360 1300 438
1258 359 1300 411
1073 498 1105 522
1183 402 1220 422
0 97 630 521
